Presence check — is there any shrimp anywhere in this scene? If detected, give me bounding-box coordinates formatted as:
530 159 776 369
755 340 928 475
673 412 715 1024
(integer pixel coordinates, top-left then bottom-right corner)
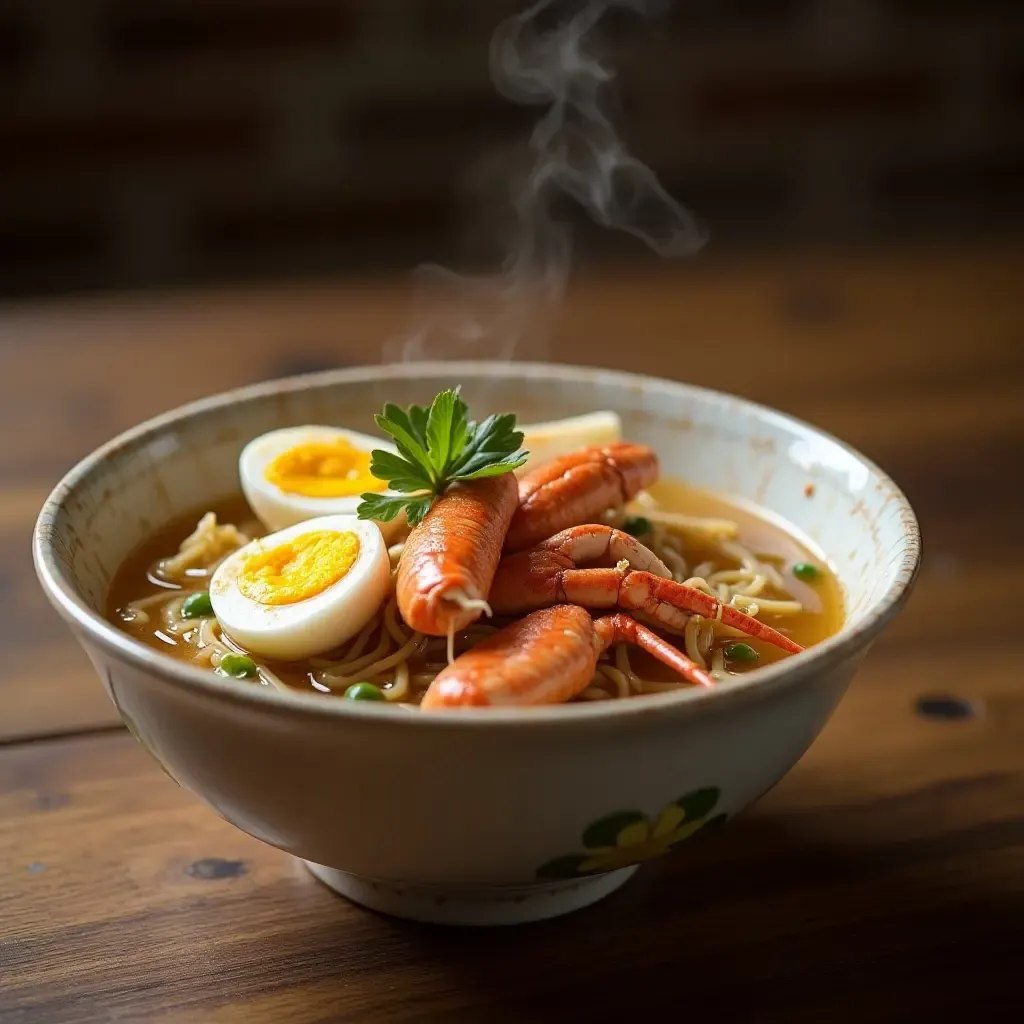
505 442 658 553
396 473 519 637
420 605 713 709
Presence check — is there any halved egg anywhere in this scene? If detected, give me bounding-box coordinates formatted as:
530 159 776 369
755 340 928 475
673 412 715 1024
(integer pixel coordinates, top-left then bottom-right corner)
516 411 622 475
240 425 403 540
210 515 390 661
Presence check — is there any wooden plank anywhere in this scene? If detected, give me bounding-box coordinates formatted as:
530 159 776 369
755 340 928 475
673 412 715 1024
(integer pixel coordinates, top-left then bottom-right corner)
1 243 1021 483
1 657 1021 1024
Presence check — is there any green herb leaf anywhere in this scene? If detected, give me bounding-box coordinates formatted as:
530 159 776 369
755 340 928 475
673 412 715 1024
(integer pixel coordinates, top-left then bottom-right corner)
425 388 470 478
375 404 434 481
358 493 414 523
358 390 529 526
455 451 529 480
358 492 434 526
369 449 432 493
450 413 527 479
400 494 436 526
407 404 430 449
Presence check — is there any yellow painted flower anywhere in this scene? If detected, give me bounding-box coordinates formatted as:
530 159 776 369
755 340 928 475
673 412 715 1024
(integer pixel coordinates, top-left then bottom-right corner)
537 788 725 879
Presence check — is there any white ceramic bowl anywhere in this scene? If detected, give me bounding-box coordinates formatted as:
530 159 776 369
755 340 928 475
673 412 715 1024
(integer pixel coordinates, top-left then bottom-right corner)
34 363 920 926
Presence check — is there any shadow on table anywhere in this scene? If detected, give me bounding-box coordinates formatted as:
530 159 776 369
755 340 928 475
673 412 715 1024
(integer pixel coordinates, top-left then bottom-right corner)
383 801 1023 1022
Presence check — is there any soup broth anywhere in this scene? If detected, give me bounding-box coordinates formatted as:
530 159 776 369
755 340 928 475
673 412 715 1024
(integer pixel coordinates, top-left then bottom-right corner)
108 481 844 704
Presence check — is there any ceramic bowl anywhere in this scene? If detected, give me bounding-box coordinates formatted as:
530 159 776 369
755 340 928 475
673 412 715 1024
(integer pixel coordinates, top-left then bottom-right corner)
34 363 920 926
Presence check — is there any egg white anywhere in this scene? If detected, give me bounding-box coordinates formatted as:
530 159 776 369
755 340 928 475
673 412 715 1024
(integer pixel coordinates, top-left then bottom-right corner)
210 515 390 661
516 411 622 475
239 425 402 538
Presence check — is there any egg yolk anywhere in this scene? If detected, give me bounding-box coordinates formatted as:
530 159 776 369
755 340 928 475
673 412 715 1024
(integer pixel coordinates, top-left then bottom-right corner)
238 530 360 606
265 440 386 497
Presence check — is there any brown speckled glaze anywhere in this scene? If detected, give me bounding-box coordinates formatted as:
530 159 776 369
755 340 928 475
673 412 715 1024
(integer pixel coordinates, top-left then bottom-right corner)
33 362 920 926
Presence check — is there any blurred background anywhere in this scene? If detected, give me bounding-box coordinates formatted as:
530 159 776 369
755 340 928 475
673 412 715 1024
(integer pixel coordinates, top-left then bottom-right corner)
1 0 1021 298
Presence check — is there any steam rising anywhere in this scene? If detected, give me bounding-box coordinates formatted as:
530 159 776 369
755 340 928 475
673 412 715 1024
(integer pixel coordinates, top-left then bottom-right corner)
385 0 705 363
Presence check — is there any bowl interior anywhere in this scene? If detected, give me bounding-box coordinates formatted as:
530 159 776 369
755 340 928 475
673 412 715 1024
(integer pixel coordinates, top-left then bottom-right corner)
38 363 918 667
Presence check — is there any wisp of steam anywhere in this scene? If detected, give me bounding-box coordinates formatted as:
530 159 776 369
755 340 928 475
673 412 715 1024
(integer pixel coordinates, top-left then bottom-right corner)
384 0 706 364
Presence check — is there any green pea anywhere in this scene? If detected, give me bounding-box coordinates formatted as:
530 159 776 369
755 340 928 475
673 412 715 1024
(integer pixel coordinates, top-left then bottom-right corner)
344 682 386 702
217 654 258 679
724 642 759 664
792 562 821 582
181 591 214 619
622 515 653 537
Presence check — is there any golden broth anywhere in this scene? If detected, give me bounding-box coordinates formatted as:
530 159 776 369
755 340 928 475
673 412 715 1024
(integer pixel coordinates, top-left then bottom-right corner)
107 483 844 699
636 480 844 676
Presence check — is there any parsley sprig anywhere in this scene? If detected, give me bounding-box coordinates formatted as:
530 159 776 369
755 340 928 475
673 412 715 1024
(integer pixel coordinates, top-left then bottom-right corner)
356 388 528 526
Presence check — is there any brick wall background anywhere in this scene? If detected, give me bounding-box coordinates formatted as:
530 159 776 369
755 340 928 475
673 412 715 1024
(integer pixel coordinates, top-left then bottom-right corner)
1 0 1021 297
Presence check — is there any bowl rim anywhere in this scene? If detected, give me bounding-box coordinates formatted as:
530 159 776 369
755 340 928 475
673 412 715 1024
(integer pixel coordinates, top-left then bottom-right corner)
33 360 921 729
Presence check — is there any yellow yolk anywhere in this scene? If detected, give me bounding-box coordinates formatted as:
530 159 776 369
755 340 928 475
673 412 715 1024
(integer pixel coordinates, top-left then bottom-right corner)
264 440 386 498
238 530 360 606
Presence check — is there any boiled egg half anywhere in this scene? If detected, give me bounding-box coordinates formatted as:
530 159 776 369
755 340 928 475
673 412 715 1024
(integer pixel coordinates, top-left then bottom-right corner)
210 515 390 661
240 425 403 539
516 411 622 475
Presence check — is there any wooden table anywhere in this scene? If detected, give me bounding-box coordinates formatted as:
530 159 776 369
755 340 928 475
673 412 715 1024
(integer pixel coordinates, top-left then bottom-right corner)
2 243 1023 1022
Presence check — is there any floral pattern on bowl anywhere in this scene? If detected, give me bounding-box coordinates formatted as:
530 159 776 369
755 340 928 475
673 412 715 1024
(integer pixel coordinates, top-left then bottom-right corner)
537 786 727 879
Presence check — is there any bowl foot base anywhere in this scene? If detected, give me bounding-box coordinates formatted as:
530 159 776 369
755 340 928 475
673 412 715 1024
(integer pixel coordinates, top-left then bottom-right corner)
302 861 638 926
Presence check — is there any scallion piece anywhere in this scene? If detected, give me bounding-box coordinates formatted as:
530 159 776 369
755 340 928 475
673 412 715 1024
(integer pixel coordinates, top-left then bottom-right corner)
622 515 653 537
724 642 759 664
792 562 821 582
217 654 258 679
181 591 213 619
344 682 386 701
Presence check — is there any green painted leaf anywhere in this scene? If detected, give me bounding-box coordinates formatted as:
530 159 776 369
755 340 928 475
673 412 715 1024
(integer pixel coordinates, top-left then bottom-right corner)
702 813 728 830
536 855 589 880
674 787 720 822
582 810 647 849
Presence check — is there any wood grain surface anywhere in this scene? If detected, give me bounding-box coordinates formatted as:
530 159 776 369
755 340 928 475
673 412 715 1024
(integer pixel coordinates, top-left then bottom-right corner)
2 243 1022 1021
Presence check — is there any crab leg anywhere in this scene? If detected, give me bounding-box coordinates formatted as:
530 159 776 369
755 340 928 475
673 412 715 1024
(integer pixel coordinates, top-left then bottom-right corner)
619 571 803 654
490 556 803 655
592 613 714 688
536 524 672 578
